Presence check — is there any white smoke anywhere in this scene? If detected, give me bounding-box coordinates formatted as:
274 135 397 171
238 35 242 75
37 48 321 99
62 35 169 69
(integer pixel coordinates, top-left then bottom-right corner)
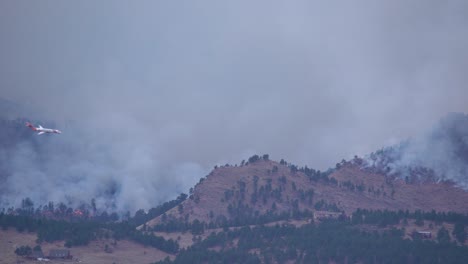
366 113 468 189
0 117 208 214
2 1 468 211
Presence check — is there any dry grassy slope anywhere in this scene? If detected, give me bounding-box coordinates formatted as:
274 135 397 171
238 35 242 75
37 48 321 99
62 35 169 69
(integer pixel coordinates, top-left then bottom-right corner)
144 160 468 228
145 160 313 227
0 229 172 264
329 164 468 214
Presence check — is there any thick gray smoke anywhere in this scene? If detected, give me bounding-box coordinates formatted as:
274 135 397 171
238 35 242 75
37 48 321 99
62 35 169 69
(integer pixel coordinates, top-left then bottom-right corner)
1 1 468 212
366 113 468 189
0 117 206 213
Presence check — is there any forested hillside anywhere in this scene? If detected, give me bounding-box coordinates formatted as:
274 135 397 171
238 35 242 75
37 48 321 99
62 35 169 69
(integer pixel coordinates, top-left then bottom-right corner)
143 156 468 232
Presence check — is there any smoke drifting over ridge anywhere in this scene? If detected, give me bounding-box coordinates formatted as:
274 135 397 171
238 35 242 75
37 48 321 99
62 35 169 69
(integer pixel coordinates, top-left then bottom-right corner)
366 113 468 189
1 1 468 212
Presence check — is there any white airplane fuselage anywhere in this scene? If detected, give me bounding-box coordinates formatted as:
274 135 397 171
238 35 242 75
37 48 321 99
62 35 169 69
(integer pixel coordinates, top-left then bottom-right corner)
26 122 61 135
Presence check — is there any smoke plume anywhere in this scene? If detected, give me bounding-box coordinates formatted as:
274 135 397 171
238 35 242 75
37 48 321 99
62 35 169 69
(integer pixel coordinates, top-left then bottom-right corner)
366 113 468 189
1 1 468 212
0 117 207 213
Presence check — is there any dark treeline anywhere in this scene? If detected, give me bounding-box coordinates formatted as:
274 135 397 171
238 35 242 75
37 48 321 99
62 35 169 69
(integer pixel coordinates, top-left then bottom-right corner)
129 193 187 227
2 197 119 222
1 192 188 224
152 208 468 263
158 247 261 264
0 192 188 252
0 212 179 253
14 245 33 256
156 220 468 264
352 209 468 244
243 154 337 184
352 208 468 226
0 212 105 247
152 207 467 245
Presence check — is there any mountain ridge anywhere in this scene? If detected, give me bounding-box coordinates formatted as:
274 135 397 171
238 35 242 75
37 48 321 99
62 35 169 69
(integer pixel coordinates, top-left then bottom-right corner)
143 157 468 229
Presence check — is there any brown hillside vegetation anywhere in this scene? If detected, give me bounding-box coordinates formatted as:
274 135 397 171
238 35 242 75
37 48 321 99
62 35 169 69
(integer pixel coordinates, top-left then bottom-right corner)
144 159 468 228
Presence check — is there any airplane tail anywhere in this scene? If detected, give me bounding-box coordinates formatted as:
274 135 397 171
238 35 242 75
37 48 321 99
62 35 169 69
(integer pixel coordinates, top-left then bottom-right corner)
25 122 36 131
26 122 37 131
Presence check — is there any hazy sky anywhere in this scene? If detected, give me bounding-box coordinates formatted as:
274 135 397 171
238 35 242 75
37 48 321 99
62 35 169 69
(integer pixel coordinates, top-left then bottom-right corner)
1 1 468 209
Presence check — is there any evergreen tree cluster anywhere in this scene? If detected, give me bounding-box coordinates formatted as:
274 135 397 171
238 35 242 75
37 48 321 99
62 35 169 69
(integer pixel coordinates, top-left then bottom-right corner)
0 211 179 253
352 209 468 229
14 245 32 256
129 193 187 226
157 218 468 264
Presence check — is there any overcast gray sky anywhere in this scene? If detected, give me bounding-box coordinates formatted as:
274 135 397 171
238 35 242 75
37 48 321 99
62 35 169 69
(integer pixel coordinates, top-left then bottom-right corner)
1 1 468 210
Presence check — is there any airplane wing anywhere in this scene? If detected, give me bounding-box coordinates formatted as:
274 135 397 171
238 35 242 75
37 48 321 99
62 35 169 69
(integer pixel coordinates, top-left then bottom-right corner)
38 125 43 129
38 132 45 135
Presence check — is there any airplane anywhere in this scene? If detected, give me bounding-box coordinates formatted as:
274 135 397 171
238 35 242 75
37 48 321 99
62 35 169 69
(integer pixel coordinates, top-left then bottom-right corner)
26 122 62 135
